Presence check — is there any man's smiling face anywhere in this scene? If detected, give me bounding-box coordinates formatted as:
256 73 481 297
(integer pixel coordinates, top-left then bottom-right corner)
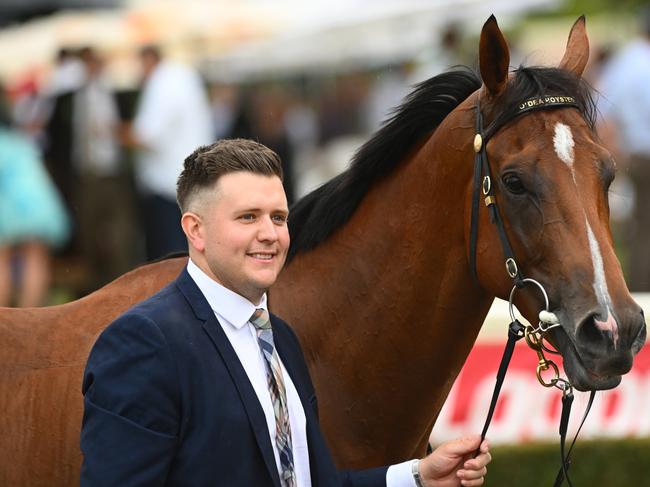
195 171 290 303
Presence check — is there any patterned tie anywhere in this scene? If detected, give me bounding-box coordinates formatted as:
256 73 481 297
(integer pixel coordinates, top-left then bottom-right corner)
250 308 296 487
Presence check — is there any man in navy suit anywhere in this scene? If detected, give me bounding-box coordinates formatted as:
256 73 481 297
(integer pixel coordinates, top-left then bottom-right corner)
80 139 491 486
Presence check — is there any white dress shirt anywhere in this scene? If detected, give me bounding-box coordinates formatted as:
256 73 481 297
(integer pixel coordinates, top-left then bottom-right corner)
73 77 120 176
133 62 213 199
187 259 416 486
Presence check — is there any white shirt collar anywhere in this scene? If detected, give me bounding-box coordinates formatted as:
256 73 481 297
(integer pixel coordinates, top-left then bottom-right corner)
186 258 268 330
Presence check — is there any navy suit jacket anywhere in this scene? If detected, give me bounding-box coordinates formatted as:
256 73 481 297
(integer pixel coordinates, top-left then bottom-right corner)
81 268 388 486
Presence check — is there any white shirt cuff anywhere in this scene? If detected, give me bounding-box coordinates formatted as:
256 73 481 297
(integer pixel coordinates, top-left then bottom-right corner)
386 459 418 487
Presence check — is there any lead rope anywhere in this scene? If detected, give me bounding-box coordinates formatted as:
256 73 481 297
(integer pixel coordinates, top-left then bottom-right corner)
554 390 596 487
474 279 595 487
476 319 525 454
475 317 596 487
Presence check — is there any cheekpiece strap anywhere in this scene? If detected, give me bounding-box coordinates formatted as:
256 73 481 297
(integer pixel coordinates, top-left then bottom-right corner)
469 94 579 284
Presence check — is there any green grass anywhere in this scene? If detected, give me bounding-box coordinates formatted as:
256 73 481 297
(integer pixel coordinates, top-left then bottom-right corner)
487 438 650 486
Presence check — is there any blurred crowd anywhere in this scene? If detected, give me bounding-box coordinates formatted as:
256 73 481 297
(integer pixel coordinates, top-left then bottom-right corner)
0 23 474 306
594 6 650 293
1 12 650 307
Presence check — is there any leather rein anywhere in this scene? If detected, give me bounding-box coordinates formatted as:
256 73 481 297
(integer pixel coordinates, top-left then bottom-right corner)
468 94 596 487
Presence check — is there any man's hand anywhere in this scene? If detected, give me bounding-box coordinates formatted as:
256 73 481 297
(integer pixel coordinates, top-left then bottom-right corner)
418 435 491 487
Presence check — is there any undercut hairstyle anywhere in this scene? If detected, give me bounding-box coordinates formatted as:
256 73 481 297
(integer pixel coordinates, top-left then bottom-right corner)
176 138 283 212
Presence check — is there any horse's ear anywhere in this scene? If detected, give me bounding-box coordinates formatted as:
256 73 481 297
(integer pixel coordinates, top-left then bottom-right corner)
479 15 510 97
558 16 589 77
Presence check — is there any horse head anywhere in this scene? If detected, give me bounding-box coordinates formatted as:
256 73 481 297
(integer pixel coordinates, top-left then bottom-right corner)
471 16 646 391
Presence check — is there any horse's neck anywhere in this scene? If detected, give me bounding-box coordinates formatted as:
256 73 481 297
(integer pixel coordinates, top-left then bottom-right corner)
271 127 494 466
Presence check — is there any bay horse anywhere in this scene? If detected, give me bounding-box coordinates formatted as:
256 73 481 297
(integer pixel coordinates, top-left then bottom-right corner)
0 16 646 485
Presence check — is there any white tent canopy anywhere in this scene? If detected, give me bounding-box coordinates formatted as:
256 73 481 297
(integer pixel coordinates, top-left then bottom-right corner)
203 0 561 81
0 0 560 85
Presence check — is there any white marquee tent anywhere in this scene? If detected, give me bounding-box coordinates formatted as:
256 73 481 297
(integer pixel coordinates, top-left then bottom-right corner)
0 0 561 86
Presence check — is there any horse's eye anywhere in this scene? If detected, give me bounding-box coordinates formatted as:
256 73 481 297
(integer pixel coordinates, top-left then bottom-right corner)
503 174 526 194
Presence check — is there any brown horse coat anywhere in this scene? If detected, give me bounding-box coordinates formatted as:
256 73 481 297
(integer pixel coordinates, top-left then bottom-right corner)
0 16 646 485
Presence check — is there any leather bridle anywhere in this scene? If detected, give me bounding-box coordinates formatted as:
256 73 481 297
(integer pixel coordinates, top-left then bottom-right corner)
469 94 580 284
468 93 596 487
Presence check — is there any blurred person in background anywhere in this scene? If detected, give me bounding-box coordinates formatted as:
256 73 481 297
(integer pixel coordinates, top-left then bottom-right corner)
597 6 650 291
363 62 412 134
0 85 70 307
43 48 86 224
318 73 369 146
283 84 320 198
210 82 238 141
122 45 213 262
227 86 298 205
10 73 45 146
250 89 296 205
43 47 86 99
408 23 468 85
72 47 136 291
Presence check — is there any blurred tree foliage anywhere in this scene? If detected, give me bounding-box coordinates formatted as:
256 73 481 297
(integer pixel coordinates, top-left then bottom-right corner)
549 0 649 15
487 438 650 486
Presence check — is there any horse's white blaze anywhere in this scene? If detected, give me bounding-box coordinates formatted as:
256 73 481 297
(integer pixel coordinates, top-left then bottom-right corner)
586 218 619 347
553 122 575 177
554 121 619 346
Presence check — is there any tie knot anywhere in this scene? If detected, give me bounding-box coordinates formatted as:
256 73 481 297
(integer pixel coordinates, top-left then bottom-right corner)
250 308 272 330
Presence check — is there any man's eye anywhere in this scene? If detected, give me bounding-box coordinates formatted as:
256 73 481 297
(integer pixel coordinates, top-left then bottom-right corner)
272 215 288 223
240 214 255 221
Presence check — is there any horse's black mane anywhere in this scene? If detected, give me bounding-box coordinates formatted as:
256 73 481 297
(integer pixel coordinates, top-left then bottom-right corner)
287 68 481 260
287 66 597 261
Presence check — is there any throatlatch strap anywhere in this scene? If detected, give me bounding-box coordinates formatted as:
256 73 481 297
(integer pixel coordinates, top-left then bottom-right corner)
476 319 525 455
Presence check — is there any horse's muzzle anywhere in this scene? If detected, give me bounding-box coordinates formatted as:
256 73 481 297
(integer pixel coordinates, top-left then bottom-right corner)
551 306 646 391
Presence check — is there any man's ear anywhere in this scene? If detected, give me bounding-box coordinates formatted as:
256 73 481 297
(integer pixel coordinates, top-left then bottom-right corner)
181 212 205 253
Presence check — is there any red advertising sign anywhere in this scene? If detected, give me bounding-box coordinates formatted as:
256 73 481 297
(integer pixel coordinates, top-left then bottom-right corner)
431 342 650 444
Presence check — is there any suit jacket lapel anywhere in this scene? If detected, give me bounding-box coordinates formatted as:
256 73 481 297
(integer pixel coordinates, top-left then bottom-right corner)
175 269 282 487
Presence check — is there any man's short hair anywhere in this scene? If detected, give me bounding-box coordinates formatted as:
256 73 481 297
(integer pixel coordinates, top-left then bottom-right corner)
177 138 283 212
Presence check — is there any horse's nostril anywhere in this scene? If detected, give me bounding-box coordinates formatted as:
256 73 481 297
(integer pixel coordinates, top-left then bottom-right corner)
576 314 614 350
632 318 647 354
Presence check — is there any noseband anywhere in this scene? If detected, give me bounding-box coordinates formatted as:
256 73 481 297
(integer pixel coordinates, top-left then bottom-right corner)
469 94 596 486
